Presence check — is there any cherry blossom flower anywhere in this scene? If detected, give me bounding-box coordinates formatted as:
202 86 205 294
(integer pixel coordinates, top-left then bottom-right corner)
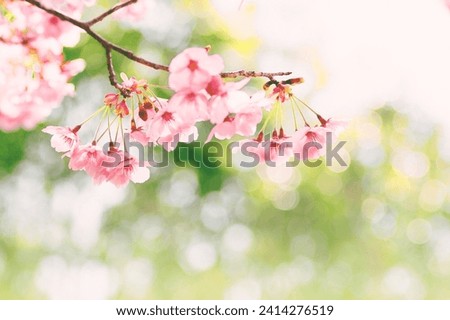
146 108 182 142
42 125 80 155
206 91 264 142
120 73 148 94
168 89 209 123
169 47 224 92
207 117 236 141
158 125 199 151
106 151 151 187
129 120 151 145
318 115 348 136
270 84 291 103
206 109 263 142
291 126 327 160
104 93 120 107
144 100 199 151
69 143 107 176
0 43 85 131
114 100 130 117
0 0 89 131
207 77 251 124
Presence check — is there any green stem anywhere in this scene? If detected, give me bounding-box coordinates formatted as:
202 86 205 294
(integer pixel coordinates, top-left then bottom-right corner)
79 105 106 126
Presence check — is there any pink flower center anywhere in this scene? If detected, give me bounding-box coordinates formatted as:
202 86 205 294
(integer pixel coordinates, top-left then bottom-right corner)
162 111 173 121
49 16 60 25
123 157 133 169
186 92 197 101
206 77 222 96
224 116 235 123
306 131 317 141
63 135 74 146
187 60 198 71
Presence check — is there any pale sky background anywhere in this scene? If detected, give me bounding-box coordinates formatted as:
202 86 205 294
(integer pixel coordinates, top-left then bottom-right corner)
212 0 450 134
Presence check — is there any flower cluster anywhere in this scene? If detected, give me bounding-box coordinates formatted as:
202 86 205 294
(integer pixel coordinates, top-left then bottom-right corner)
167 47 271 144
0 0 93 131
43 47 346 187
42 48 269 186
239 79 347 164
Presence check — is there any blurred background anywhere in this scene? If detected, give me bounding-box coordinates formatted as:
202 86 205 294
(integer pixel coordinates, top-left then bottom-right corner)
1 0 450 299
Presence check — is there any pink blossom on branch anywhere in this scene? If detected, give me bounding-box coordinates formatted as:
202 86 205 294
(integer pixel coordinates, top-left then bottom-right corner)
207 76 251 124
36 42 346 186
146 100 184 143
169 47 224 92
0 0 347 186
0 0 91 131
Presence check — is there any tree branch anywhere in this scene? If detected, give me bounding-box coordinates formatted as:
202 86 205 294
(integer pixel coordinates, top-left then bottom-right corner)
105 47 129 96
22 0 292 90
86 0 138 27
220 70 292 79
24 0 169 72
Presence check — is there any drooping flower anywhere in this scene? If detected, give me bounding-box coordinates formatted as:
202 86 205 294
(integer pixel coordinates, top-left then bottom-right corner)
69 143 107 177
291 126 327 160
106 151 151 187
318 115 348 136
129 119 151 145
104 93 120 107
114 100 130 117
120 72 148 95
42 125 80 154
158 124 199 151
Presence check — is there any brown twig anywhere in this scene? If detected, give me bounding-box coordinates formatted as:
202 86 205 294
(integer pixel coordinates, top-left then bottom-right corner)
86 0 138 27
23 0 292 94
220 70 291 79
105 47 127 96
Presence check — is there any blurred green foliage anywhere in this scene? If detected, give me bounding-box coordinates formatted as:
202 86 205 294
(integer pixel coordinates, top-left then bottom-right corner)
0 130 31 177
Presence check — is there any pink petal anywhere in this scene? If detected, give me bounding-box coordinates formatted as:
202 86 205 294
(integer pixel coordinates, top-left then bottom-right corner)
185 47 209 61
226 91 251 113
169 49 195 73
199 53 224 75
